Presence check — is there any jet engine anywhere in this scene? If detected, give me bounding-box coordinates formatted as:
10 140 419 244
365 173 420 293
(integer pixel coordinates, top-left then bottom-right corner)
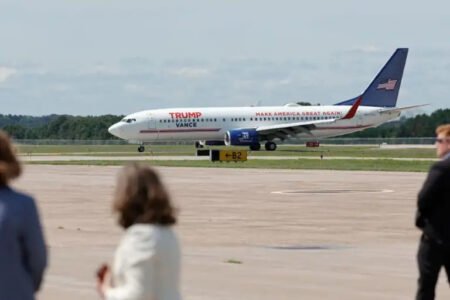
224 129 260 146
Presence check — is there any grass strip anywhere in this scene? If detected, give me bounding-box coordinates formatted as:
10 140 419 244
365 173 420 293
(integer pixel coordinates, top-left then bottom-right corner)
17 145 436 158
27 158 433 172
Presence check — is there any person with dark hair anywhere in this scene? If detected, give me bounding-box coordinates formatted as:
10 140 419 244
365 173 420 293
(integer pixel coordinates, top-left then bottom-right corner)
415 124 450 299
97 163 181 300
0 130 47 300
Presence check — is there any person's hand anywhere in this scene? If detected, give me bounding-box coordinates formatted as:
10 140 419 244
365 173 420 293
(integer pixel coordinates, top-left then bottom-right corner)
96 263 110 299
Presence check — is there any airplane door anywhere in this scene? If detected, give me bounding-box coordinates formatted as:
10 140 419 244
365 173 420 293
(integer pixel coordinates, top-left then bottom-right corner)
148 117 159 140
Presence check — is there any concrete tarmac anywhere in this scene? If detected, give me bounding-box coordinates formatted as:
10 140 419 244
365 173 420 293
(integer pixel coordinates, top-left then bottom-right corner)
13 165 450 300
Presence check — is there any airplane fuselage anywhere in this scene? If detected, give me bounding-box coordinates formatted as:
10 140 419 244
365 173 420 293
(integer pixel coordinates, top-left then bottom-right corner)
108 48 410 151
108 105 399 143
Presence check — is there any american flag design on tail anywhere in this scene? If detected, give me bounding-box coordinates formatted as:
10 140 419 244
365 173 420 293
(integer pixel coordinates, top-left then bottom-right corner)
377 79 397 90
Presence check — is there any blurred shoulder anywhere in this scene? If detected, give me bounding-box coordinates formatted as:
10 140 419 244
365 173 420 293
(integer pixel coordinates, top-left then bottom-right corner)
125 224 174 239
0 186 35 204
434 156 450 170
122 224 177 249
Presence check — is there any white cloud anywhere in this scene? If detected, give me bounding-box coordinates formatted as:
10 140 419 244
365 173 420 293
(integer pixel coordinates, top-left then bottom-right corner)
124 83 144 93
83 64 122 75
352 45 381 53
262 78 292 89
168 67 211 78
338 46 385 56
0 66 17 83
49 84 71 92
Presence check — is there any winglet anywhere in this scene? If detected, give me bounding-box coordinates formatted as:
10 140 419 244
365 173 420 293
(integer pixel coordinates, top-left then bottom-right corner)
341 96 362 119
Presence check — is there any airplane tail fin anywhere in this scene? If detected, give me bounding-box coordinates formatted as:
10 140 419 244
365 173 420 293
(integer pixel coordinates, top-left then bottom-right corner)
336 48 408 108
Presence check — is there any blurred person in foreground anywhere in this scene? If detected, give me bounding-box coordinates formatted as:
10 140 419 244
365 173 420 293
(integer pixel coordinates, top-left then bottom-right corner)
415 124 450 299
97 163 181 300
0 130 47 300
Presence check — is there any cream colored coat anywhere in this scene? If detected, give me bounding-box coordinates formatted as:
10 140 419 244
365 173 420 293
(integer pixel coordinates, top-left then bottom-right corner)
105 224 181 300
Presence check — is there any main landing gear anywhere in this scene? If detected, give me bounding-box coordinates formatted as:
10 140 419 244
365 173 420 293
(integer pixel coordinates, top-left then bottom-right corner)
138 145 145 152
265 141 277 151
249 142 277 151
195 141 204 149
249 144 261 151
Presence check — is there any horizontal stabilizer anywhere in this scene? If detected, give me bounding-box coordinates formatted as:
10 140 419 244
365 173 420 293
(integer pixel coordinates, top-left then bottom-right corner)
379 104 429 115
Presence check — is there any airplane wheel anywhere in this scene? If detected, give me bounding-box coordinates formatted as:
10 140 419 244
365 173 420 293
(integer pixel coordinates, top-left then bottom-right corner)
265 142 277 151
249 144 261 151
138 145 145 152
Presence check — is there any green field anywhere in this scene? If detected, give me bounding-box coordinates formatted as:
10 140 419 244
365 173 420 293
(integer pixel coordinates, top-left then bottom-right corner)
28 158 433 172
18 143 436 172
16 144 436 159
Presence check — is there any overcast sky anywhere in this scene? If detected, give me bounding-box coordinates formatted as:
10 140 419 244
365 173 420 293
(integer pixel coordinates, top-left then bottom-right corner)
1 0 449 116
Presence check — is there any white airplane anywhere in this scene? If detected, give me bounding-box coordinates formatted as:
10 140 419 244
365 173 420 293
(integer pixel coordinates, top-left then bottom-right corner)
108 48 422 152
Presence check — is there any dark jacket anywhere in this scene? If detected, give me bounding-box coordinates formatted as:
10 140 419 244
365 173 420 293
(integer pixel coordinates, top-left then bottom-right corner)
0 186 47 300
416 155 450 245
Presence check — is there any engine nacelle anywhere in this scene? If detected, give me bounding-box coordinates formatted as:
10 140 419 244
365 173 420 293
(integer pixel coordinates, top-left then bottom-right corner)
225 129 260 146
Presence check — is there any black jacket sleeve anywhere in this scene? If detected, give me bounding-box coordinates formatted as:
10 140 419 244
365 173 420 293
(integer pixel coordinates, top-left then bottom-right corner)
22 197 48 291
418 163 445 214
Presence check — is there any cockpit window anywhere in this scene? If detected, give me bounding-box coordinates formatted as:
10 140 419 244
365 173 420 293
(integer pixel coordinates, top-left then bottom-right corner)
121 118 137 123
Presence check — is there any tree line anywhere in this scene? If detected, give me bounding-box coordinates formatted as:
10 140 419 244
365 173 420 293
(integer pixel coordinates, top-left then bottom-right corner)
0 109 449 140
0 114 123 140
347 109 450 138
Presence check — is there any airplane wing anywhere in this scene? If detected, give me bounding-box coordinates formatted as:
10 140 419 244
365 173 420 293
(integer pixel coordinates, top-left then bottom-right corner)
256 97 362 140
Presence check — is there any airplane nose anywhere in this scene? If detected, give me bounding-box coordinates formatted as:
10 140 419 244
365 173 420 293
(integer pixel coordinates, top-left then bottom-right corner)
108 123 122 138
